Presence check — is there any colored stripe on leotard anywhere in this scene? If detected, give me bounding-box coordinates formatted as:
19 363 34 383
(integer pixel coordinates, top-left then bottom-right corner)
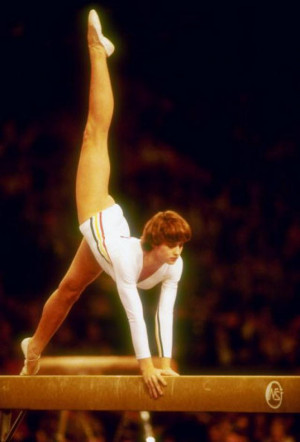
90 212 112 264
155 309 164 357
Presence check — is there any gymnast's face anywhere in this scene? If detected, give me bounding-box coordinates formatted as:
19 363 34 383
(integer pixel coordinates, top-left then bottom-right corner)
153 242 183 265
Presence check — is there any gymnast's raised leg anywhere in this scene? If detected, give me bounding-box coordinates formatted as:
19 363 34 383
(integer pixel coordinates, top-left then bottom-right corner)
76 9 115 223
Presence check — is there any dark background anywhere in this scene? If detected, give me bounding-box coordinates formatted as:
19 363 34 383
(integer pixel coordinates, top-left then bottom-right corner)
0 1 300 440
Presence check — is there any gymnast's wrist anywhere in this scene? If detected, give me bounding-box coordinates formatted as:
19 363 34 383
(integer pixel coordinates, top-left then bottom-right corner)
138 357 155 373
160 357 172 370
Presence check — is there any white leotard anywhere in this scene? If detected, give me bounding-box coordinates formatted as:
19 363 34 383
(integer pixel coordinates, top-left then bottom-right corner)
79 204 183 359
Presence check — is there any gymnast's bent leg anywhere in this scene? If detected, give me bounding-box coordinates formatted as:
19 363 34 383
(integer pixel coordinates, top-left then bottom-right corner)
21 240 101 375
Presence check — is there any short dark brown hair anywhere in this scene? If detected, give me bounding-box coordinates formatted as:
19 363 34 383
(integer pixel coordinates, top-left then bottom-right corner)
141 210 191 251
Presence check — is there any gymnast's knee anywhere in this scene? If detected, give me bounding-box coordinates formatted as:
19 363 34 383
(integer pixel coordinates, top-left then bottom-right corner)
84 114 111 139
57 276 87 304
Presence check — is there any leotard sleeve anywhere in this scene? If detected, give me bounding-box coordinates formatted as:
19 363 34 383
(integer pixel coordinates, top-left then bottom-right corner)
111 245 152 360
155 257 183 358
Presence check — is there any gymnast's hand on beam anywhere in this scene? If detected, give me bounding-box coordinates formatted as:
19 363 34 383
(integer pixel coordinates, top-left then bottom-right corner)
142 367 168 399
160 357 180 377
160 368 180 376
138 358 167 399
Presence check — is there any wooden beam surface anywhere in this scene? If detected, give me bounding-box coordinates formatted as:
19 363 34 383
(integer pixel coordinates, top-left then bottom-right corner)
1 375 299 413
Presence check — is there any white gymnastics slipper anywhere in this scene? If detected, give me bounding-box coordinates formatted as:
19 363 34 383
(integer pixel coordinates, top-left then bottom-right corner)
20 337 40 375
88 9 115 57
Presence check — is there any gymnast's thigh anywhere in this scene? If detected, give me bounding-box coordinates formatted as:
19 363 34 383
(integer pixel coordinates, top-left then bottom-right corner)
64 238 103 287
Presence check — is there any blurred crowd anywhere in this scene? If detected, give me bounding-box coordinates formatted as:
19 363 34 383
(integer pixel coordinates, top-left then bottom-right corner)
1 6 300 441
5 410 300 441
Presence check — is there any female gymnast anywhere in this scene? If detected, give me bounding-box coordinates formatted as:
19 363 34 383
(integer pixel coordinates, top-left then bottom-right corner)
20 9 191 399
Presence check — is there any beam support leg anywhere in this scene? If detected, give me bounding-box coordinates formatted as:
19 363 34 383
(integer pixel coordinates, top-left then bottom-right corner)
0 411 11 442
1 410 26 442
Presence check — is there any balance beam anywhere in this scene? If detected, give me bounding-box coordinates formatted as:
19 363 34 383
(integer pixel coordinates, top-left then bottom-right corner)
1 375 299 413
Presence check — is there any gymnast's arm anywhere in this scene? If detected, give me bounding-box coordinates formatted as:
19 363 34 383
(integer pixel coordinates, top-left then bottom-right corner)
114 270 167 398
156 280 180 375
155 258 183 375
